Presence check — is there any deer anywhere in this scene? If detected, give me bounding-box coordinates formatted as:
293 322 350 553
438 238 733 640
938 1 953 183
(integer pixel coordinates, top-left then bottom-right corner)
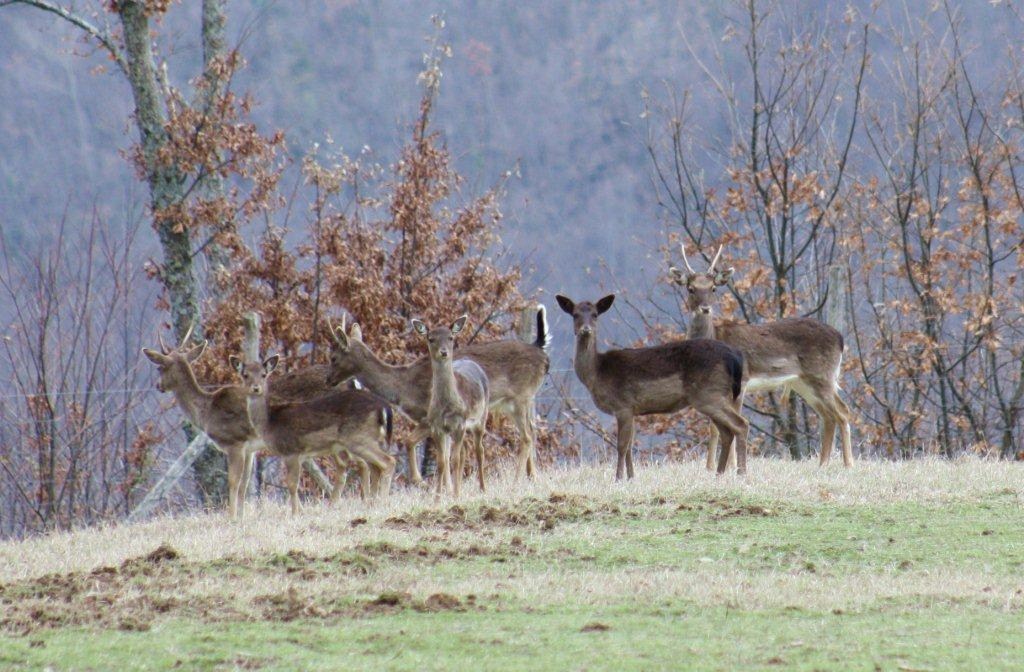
410 316 490 496
144 328 391 518
143 331 256 520
326 306 550 484
231 352 397 515
669 244 854 468
555 294 749 478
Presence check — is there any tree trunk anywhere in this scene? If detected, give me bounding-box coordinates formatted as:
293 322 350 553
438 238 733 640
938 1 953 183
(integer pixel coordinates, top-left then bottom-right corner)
198 0 234 295
118 1 224 505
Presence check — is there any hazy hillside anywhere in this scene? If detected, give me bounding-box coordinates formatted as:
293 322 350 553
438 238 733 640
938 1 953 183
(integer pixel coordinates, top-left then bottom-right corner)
1 1 1015 296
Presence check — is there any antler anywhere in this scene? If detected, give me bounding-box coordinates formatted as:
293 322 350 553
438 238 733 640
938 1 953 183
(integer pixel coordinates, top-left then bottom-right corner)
178 321 195 349
679 243 697 274
707 245 723 274
326 315 337 343
157 331 169 355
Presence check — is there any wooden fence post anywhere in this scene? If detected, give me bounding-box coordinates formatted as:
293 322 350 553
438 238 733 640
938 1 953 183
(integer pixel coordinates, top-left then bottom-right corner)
826 264 848 335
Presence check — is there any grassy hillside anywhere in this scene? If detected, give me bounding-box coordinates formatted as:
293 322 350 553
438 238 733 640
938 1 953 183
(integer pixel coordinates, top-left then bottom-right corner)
1 458 1022 670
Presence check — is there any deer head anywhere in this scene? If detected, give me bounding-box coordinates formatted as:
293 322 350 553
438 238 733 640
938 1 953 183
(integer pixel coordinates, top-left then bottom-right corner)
554 294 614 341
326 315 369 386
230 354 281 397
411 315 468 362
142 323 206 392
668 244 733 317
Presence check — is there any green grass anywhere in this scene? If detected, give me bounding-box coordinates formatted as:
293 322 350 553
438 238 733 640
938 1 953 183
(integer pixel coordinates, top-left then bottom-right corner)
3 605 1021 671
1 460 1022 670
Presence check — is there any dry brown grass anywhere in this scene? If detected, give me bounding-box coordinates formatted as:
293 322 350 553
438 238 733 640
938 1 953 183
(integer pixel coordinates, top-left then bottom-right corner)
2 457 1020 583
0 457 1021 635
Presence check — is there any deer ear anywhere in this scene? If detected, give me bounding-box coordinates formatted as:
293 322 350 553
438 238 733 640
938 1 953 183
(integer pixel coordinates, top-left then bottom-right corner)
185 340 207 362
263 355 280 374
332 325 350 350
555 295 575 315
350 323 363 342
229 354 244 374
411 319 428 335
451 315 468 334
715 267 735 286
142 348 168 365
595 294 615 314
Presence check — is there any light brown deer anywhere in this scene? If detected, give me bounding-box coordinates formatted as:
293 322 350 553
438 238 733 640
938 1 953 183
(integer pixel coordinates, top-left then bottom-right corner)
326 307 549 483
669 245 854 468
144 331 390 517
411 316 490 496
143 333 255 520
555 294 749 478
232 353 396 515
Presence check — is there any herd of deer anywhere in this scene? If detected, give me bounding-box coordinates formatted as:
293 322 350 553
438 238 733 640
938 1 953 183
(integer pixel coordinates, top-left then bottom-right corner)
142 246 853 519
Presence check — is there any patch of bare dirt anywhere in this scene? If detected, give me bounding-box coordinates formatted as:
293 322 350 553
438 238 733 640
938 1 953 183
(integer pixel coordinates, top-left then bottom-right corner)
384 493 600 531
703 498 778 519
417 592 464 612
253 586 331 621
0 540 500 634
581 621 611 632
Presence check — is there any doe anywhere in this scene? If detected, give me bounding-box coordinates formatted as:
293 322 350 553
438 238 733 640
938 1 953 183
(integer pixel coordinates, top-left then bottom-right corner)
411 316 490 496
555 294 748 477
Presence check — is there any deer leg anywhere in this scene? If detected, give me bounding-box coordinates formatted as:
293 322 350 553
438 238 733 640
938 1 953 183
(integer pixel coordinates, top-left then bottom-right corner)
831 394 854 467
713 421 735 476
405 442 421 484
226 447 245 520
727 390 746 472
379 444 397 498
328 454 354 502
356 456 372 500
344 444 396 500
405 425 429 485
432 432 451 496
284 456 302 516
513 404 534 480
240 449 257 517
817 406 838 467
474 426 486 492
614 414 635 481
451 427 467 498
725 404 749 475
525 401 538 478
704 423 719 471
790 379 839 465
794 380 844 467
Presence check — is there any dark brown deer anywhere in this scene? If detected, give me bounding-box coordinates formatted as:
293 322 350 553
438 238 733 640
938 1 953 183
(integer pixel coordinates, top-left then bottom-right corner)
326 307 549 483
232 353 396 515
411 316 490 496
555 294 748 477
669 245 854 468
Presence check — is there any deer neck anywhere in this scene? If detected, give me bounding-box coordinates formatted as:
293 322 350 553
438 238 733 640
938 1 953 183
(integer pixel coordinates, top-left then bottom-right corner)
573 333 601 389
169 362 215 428
430 356 463 411
245 391 269 435
349 343 419 407
688 311 716 339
